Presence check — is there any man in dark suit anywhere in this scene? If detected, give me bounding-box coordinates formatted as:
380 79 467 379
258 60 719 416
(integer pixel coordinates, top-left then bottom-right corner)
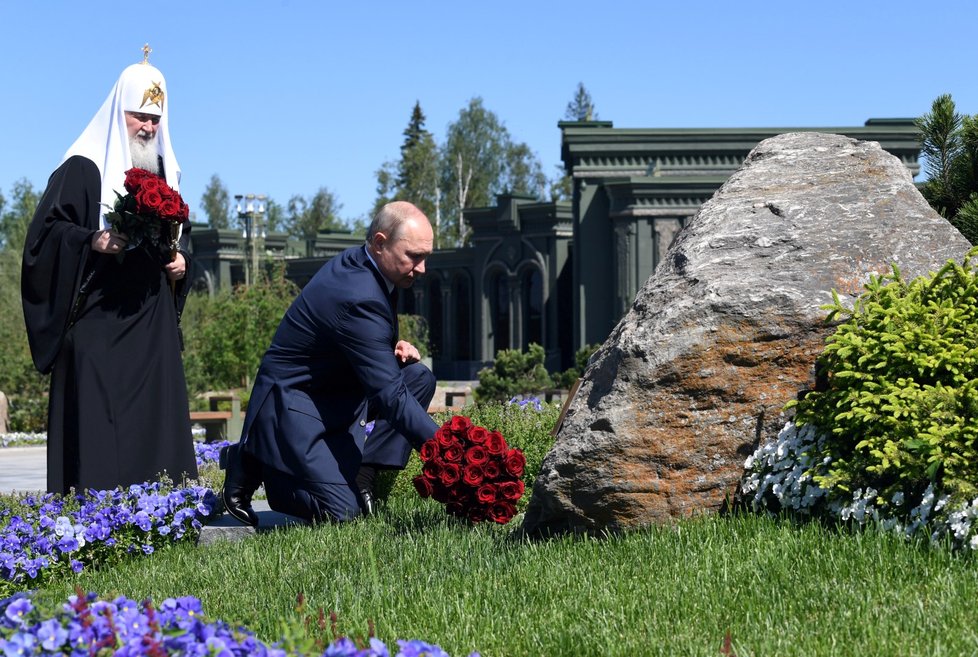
220 201 440 525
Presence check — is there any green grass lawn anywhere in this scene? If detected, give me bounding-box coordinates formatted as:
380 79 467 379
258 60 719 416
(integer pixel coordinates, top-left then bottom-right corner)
31 494 978 657
12 402 978 656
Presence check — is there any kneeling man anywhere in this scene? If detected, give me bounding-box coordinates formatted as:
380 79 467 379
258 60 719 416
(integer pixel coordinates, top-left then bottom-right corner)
220 201 440 524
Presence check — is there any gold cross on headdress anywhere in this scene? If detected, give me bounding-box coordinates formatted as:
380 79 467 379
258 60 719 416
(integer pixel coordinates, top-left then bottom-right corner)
141 43 152 64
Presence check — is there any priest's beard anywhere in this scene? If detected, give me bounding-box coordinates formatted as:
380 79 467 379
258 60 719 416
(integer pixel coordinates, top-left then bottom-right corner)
129 134 161 174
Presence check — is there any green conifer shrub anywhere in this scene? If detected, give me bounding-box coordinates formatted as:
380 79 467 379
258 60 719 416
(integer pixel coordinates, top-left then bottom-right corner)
474 343 553 403
790 247 978 506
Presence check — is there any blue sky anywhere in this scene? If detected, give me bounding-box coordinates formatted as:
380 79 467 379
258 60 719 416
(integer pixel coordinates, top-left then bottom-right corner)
1 0 975 224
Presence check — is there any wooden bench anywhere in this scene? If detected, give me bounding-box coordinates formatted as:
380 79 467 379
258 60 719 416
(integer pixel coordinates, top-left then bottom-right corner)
190 394 244 443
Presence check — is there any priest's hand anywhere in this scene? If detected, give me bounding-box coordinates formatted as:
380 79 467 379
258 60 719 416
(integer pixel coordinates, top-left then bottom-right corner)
92 229 128 254
394 340 421 365
164 253 187 281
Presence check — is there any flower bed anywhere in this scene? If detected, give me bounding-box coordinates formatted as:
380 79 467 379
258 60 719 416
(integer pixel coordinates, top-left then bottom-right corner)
742 421 978 550
0 590 476 657
0 482 217 597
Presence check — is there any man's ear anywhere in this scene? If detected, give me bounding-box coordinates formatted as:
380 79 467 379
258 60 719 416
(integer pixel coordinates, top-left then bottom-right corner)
371 232 388 251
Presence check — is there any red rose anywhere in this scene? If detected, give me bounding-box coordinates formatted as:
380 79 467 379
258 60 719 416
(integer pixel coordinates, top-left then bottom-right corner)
488 501 517 524
158 198 181 219
136 187 164 213
462 464 484 487
464 445 488 466
498 479 525 501
123 168 154 192
485 431 507 455
139 175 163 194
179 201 190 222
434 427 456 449
439 463 461 486
503 449 527 477
442 444 464 463
448 415 472 435
467 426 489 444
412 475 433 498
475 483 497 505
422 460 442 481
482 460 502 480
419 439 440 462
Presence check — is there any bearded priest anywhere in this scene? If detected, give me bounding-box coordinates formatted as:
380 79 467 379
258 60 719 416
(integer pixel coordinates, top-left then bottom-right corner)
21 46 198 494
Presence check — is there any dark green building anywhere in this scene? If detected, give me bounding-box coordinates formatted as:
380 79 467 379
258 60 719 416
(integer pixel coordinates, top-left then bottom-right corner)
189 118 923 380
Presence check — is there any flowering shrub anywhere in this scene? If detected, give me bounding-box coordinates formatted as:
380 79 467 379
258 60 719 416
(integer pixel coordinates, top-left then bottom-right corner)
742 422 978 550
0 590 476 657
0 482 217 597
507 395 543 411
413 416 526 524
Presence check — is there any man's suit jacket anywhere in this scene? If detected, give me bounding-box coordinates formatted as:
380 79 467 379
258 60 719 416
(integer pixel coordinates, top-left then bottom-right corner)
240 245 438 484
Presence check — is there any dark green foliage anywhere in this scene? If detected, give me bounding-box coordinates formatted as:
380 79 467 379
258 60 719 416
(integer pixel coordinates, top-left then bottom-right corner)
440 97 546 246
917 95 978 244
792 248 978 503
474 343 553 403
285 187 345 240
182 268 299 398
379 399 560 510
200 174 231 229
551 343 600 389
372 103 441 225
0 180 48 431
397 314 430 358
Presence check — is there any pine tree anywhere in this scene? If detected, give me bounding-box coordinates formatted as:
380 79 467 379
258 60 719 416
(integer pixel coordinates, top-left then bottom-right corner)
917 94 978 244
564 82 598 122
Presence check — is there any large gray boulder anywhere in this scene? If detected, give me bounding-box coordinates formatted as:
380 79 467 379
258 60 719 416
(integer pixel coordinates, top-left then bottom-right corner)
522 132 972 536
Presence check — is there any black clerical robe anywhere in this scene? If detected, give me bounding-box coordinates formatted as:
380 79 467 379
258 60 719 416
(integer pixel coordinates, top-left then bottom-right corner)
22 155 198 494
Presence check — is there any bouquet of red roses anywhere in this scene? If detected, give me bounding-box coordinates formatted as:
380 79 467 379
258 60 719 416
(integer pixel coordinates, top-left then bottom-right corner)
412 415 527 524
105 168 189 260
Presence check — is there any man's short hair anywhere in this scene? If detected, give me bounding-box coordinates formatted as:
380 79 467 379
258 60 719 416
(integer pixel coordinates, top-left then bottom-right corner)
366 201 422 244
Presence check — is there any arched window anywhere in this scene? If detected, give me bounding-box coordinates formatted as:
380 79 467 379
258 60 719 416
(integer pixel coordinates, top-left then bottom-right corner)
522 268 543 349
490 272 509 353
428 278 443 358
453 275 471 360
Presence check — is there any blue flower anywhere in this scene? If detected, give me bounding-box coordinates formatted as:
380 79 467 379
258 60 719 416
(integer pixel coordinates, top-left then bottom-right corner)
37 618 69 651
396 639 451 657
0 632 37 657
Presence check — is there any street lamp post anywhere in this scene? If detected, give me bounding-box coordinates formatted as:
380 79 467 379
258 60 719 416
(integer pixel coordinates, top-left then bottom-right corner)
235 193 267 286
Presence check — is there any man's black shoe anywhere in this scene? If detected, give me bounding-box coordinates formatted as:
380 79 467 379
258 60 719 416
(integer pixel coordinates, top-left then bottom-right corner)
219 443 261 527
359 488 375 516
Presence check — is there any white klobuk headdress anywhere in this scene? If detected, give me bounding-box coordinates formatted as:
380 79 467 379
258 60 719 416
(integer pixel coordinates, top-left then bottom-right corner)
62 48 181 228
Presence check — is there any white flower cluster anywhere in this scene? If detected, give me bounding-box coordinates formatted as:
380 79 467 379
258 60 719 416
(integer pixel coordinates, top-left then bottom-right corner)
53 515 88 549
740 422 829 513
741 421 978 551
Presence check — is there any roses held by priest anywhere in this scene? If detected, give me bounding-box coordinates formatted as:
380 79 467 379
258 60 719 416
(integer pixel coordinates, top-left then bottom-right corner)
104 167 189 260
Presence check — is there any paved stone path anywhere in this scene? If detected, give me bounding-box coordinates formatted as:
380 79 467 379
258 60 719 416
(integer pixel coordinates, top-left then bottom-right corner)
0 446 46 495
